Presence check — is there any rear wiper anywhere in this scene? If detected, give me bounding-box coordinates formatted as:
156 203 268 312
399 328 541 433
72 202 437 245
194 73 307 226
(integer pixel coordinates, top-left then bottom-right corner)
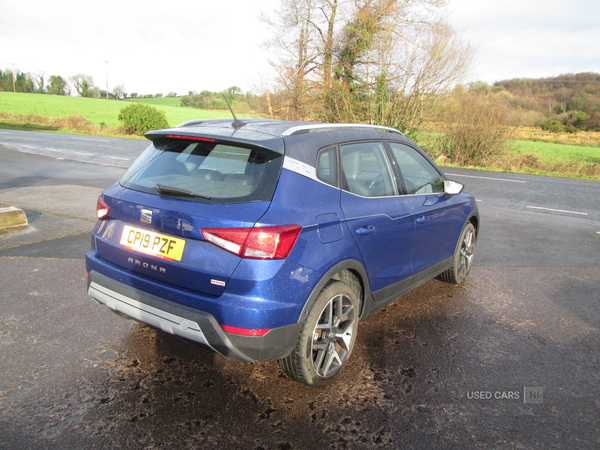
155 184 211 200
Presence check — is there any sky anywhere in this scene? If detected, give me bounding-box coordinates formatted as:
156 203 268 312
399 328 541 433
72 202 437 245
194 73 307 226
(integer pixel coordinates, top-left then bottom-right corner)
1 0 599 96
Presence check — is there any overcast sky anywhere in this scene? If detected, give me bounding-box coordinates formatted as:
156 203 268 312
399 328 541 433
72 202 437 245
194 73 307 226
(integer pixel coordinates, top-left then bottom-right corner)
1 0 599 96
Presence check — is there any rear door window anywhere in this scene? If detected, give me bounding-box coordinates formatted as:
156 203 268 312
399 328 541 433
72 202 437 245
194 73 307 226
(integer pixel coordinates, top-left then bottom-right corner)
120 139 283 204
339 142 397 197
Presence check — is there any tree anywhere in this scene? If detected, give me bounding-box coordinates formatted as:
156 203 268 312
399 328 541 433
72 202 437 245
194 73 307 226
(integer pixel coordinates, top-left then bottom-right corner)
47 75 68 95
223 86 243 103
321 0 398 123
319 0 341 90
262 0 322 119
377 22 475 137
112 84 127 100
88 86 101 98
0 69 12 91
70 74 94 97
14 72 35 93
35 72 45 93
264 0 474 134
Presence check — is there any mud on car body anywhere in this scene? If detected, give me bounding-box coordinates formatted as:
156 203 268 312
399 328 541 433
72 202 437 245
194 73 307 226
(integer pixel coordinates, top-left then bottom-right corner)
86 118 478 388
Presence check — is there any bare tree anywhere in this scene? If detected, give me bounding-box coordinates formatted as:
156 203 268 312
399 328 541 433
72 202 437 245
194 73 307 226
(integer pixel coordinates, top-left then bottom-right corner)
112 84 127 100
378 21 475 136
35 72 45 93
263 0 474 135
262 0 317 119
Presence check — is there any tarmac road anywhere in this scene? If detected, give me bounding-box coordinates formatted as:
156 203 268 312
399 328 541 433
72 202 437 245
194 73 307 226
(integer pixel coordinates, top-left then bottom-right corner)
0 131 599 449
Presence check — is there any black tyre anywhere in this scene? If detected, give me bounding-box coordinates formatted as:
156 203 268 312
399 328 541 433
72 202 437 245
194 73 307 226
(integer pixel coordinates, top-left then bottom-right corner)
279 281 358 388
439 222 476 285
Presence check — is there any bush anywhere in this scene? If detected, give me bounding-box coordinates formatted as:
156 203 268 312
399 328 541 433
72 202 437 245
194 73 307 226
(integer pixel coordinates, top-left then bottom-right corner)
564 111 587 128
543 120 564 133
506 109 546 127
564 124 579 134
118 103 169 135
584 112 600 131
434 93 513 166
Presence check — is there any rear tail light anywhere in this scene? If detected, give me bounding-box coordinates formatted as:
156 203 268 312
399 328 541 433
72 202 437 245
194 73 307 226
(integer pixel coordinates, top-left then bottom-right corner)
202 225 302 260
96 196 110 220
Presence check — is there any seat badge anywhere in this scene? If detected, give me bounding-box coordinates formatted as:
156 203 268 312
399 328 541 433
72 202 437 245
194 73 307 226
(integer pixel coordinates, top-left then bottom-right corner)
140 209 153 225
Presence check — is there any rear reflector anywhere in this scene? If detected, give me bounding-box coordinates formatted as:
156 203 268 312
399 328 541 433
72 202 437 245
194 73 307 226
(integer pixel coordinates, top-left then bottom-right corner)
96 196 110 220
202 225 301 260
221 325 271 336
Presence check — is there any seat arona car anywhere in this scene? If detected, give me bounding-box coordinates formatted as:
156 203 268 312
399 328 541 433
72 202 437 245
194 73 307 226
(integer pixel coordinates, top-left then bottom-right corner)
86 118 478 387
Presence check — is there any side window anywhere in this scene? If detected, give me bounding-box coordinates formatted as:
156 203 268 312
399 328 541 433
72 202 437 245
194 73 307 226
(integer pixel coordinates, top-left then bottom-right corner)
340 142 397 197
316 146 338 187
388 143 444 195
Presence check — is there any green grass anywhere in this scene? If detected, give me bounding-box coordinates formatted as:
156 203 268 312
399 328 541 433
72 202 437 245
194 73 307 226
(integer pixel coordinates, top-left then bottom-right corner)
415 131 599 181
0 92 231 128
511 140 600 165
124 97 182 107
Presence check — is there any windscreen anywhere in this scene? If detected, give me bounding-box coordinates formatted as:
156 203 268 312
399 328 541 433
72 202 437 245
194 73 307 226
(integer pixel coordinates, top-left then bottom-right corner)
120 139 283 204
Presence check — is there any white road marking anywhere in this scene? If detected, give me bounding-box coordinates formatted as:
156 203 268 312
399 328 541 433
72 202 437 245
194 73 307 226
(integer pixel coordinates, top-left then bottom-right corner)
71 137 110 142
43 148 63 152
74 152 93 156
446 173 527 183
107 156 130 161
527 206 588 216
21 145 37 149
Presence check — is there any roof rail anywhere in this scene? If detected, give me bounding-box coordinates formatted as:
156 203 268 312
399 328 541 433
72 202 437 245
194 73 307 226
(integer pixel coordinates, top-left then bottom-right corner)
281 123 404 137
176 118 234 128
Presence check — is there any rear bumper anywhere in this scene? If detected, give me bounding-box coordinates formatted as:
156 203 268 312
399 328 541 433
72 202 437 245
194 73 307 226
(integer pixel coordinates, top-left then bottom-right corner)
87 270 302 362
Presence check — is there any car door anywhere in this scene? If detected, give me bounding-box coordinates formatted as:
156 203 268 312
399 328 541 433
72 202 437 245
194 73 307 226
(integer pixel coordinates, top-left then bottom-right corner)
338 141 415 297
387 142 465 275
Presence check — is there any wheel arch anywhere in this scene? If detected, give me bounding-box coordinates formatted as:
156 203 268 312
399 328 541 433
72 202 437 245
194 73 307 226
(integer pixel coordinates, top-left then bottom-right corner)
298 260 373 326
468 211 480 240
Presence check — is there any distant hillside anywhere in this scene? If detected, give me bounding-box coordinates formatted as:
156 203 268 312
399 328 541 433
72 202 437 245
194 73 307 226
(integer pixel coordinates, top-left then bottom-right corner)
491 72 600 129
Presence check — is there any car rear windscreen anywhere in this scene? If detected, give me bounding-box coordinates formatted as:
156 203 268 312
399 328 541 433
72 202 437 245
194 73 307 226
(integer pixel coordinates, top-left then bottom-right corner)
120 139 283 204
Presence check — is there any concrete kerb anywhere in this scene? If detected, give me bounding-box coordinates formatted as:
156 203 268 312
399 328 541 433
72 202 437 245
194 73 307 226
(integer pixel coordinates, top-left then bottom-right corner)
0 206 28 230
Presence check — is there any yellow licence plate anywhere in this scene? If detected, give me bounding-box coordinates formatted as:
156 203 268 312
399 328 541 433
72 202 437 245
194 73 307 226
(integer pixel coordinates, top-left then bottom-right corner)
120 225 186 261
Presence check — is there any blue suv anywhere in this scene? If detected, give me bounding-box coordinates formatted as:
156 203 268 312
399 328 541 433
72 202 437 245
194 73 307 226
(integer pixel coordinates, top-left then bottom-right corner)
86 119 478 387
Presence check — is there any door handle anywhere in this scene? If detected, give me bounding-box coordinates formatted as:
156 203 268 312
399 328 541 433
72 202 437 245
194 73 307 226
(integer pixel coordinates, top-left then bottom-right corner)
356 226 374 235
416 216 428 224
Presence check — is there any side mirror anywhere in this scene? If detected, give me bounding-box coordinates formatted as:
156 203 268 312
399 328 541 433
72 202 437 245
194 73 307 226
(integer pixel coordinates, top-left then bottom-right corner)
444 180 464 196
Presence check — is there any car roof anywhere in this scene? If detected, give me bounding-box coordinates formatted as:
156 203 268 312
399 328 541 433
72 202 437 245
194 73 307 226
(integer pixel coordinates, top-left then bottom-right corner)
144 118 410 167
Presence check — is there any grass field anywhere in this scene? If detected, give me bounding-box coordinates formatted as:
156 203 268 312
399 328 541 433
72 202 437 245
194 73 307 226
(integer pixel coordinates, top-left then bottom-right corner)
0 92 229 128
511 140 600 165
124 97 182 107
